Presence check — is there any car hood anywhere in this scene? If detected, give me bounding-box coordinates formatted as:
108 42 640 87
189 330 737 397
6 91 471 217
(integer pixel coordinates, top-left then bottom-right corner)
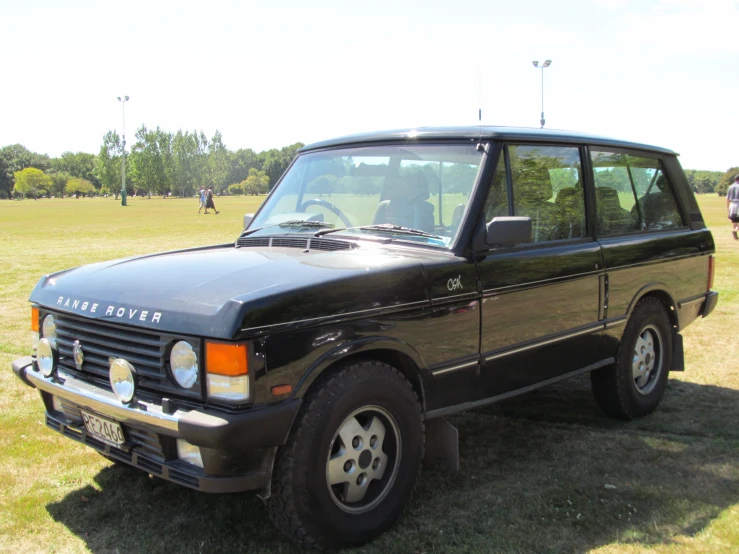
29 243 430 339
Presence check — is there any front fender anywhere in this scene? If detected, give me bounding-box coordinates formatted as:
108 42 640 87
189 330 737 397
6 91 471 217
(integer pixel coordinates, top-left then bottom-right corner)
294 336 428 403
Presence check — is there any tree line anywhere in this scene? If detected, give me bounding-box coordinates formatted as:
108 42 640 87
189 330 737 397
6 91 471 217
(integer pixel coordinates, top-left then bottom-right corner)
1 135 736 199
0 127 304 199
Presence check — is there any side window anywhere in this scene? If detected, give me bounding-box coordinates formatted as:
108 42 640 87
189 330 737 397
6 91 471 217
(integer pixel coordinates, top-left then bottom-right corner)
481 152 510 222
591 151 684 235
508 145 585 242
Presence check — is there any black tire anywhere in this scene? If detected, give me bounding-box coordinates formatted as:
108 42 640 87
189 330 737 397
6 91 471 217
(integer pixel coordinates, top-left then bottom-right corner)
265 360 424 550
591 297 673 420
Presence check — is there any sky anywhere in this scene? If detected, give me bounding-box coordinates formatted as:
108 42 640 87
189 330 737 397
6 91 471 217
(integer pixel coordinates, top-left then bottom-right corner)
1 0 738 171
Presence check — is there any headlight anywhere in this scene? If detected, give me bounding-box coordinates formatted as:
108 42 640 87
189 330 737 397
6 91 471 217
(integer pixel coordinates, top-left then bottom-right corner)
37 338 57 377
109 358 137 404
170 341 198 389
41 314 57 340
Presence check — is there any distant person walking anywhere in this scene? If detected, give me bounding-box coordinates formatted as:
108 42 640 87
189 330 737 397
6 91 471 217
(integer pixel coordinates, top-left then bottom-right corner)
198 187 206 214
727 174 739 240
205 187 219 215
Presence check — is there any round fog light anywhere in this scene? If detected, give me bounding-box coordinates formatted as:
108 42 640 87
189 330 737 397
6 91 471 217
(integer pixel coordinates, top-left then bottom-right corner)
37 338 56 377
170 341 198 389
109 358 137 403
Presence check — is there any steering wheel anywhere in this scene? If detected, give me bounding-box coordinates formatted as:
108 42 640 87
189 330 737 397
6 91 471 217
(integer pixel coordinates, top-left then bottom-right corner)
299 198 353 228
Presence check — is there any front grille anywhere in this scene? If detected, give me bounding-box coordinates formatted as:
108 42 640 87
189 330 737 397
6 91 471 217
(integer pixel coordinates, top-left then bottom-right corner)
236 236 354 251
49 312 202 399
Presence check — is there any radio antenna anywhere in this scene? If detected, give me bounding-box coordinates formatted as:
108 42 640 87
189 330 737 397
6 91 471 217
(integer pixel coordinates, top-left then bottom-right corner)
477 68 484 151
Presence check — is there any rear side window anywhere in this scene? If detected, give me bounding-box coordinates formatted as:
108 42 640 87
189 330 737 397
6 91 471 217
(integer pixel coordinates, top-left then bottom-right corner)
590 151 684 235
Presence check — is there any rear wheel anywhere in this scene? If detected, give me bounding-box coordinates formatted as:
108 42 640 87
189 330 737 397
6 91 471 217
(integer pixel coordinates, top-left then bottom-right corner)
591 297 673 419
266 360 424 550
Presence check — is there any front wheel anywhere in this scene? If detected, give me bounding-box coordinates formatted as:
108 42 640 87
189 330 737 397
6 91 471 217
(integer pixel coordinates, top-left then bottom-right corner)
591 297 673 419
266 360 424 550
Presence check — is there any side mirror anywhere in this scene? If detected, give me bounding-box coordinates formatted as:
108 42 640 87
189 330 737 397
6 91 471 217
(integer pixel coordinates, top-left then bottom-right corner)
243 213 254 229
475 216 532 250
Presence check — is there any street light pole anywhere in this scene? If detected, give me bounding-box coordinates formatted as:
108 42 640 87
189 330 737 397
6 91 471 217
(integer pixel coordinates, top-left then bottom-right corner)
532 60 552 128
117 95 129 206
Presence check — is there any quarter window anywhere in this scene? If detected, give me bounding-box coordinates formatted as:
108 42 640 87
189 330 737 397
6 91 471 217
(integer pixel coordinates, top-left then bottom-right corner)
590 151 684 234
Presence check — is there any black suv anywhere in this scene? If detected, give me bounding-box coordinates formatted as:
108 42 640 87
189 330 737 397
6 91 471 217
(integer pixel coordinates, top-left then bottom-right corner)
12 126 718 550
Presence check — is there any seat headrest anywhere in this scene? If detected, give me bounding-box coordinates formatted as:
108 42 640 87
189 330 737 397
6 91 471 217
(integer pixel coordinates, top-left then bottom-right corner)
655 174 668 193
555 187 580 204
596 187 621 208
384 171 430 201
409 170 430 200
515 166 552 202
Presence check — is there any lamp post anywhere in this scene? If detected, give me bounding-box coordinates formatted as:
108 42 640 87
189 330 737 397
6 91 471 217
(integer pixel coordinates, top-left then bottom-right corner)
532 60 552 128
117 95 129 206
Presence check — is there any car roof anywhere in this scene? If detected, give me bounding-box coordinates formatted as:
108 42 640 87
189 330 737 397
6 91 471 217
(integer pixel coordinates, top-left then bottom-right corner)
301 126 677 156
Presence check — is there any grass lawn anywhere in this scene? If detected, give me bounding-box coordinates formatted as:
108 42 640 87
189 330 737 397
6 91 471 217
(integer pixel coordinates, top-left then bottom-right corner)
1 194 738 553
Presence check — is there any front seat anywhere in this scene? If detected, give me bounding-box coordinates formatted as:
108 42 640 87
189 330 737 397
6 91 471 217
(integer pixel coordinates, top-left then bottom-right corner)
372 172 435 232
512 166 557 242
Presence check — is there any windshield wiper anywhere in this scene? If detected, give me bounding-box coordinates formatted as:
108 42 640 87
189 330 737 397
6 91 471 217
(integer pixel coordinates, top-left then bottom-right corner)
239 220 333 238
278 219 334 228
316 224 442 240
360 224 443 239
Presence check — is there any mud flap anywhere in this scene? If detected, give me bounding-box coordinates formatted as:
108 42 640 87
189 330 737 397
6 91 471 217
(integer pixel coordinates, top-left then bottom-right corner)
671 333 684 371
425 417 459 471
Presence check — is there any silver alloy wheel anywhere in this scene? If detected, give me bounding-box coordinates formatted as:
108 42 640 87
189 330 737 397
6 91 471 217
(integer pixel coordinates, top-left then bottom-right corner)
326 405 401 514
632 324 663 395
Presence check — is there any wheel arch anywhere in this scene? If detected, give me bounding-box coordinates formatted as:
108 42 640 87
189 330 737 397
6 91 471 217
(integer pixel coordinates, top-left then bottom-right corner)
625 284 679 330
294 338 428 413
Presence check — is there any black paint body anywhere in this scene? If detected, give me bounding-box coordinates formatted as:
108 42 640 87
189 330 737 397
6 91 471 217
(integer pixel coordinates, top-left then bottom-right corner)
17 126 718 491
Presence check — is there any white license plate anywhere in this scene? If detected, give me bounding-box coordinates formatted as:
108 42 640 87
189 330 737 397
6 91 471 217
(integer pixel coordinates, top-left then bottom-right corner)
80 410 126 446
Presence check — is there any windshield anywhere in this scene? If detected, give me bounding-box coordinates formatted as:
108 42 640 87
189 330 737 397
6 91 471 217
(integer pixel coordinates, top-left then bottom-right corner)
248 143 484 247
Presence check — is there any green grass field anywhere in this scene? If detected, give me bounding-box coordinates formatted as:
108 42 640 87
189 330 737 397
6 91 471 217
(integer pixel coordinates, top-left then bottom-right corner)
1 194 737 553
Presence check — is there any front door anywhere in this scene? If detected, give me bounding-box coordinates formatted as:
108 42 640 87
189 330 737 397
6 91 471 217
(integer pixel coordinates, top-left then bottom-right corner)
476 144 604 399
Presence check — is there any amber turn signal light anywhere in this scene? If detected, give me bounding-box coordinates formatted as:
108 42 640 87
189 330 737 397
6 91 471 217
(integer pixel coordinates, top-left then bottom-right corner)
31 307 39 332
271 384 293 396
205 342 248 376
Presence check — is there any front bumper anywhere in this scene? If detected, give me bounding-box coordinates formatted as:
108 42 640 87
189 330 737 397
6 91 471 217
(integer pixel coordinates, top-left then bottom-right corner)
12 357 301 493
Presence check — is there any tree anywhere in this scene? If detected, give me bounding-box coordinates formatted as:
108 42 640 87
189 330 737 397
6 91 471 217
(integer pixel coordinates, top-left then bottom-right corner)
156 128 174 197
95 131 122 198
208 130 230 194
715 168 739 196
244 168 270 195
13 167 52 199
0 144 51 199
228 183 244 195
129 125 167 198
259 142 304 190
228 148 258 185
172 130 199 197
52 152 99 187
684 169 722 194
49 172 70 198
65 178 95 197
